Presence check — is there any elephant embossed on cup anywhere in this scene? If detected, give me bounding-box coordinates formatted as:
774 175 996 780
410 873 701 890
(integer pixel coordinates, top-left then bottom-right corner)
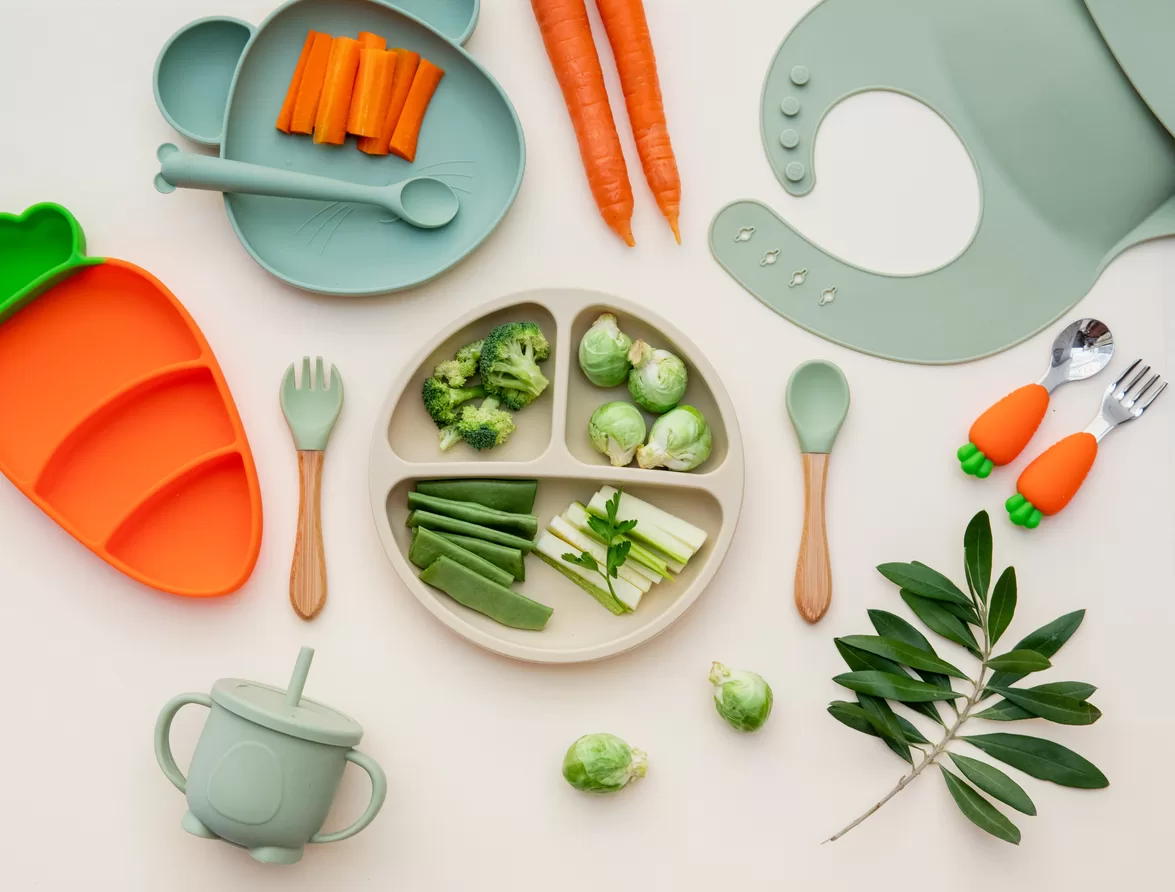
154 647 387 865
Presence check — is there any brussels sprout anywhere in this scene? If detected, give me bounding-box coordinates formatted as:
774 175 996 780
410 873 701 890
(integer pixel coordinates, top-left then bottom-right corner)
627 340 687 414
709 662 773 732
636 406 713 472
579 314 633 387
589 401 647 466
562 733 647 794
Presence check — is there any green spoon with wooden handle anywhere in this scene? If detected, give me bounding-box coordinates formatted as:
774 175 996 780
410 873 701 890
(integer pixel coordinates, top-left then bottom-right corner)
786 361 851 624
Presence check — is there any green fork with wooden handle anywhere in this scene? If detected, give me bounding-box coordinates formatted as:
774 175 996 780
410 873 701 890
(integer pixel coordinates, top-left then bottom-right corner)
281 358 344 620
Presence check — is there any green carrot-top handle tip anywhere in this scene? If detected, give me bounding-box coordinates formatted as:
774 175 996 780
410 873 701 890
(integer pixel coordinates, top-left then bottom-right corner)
957 442 994 479
1005 493 1042 530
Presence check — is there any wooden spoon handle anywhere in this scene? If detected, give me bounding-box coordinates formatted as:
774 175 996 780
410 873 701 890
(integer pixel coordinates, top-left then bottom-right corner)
795 452 832 623
290 450 327 620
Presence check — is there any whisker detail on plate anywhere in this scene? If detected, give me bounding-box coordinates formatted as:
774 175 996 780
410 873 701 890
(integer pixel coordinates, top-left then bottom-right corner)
307 205 349 246
296 201 343 235
413 159 474 172
318 209 352 255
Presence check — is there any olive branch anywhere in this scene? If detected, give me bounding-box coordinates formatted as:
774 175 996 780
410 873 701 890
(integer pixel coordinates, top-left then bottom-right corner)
825 511 1107 845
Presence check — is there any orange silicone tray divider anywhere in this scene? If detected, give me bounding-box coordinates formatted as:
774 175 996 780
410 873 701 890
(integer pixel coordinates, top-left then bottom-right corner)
0 205 262 598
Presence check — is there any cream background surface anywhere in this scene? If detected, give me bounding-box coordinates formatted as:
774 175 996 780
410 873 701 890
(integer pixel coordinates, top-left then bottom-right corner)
1 1 1172 889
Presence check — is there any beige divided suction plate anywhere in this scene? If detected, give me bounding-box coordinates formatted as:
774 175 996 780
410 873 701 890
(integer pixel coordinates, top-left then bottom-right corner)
369 289 745 663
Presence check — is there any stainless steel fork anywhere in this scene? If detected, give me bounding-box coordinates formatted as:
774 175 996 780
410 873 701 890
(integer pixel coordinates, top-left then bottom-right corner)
1007 359 1165 529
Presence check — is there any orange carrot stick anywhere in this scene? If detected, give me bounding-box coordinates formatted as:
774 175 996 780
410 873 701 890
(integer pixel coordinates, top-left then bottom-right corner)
358 31 387 50
358 50 420 156
276 31 319 133
389 60 445 162
530 0 635 246
347 49 396 137
313 36 361 145
595 0 681 242
290 32 334 135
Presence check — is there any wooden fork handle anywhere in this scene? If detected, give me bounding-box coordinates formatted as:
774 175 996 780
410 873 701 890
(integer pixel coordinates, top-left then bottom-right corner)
795 453 832 624
291 450 327 620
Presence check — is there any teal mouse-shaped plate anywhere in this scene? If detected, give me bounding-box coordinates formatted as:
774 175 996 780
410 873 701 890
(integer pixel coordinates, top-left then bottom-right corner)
154 0 524 296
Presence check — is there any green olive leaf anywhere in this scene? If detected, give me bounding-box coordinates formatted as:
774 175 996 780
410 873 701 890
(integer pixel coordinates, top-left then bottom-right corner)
987 567 1017 647
857 695 909 744
962 733 1109 788
975 682 1098 721
826 702 909 763
839 635 968 679
963 511 993 604
948 753 1036 815
940 767 1022 844
987 686 1102 726
986 610 1086 694
833 671 962 703
877 562 972 607
985 650 1051 674
868 610 953 716
900 591 981 655
834 640 946 727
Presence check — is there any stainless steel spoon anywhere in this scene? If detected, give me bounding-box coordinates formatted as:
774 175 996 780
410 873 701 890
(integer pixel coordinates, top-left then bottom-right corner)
154 144 460 230
958 318 1114 478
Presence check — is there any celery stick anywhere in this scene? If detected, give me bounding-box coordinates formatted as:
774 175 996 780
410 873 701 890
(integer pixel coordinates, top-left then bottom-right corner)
547 516 651 593
534 532 642 613
597 485 708 552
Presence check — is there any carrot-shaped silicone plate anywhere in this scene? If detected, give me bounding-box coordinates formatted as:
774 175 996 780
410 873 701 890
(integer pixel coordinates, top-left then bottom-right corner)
958 319 1113 478
1007 360 1166 528
0 203 262 597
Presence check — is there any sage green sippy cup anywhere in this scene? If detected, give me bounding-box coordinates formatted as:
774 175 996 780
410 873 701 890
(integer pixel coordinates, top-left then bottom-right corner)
154 647 387 865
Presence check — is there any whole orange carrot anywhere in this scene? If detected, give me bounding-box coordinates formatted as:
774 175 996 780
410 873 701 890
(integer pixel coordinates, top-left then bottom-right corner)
595 0 681 242
531 0 635 246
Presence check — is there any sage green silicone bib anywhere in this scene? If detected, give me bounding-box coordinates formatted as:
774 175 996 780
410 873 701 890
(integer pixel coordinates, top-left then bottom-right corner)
710 0 1175 364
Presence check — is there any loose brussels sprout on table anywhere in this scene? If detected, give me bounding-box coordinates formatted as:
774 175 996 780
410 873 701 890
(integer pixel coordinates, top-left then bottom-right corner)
562 732 648 794
579 314 633 387
589 401 647 466
709 662 774 732
636 406 713 471
628 340 687 414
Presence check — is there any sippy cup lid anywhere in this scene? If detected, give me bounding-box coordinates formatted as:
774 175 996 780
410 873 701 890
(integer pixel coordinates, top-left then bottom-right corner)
210 647 364 747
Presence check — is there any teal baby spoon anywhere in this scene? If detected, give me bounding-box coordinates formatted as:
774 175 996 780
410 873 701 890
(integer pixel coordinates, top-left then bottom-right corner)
786 360 850 624
154 144 460 229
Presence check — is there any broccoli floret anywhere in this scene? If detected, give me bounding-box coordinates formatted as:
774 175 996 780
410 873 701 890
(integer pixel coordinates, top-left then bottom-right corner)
422 376 486 428
478 323 551 410
438 424 464 451
434 338 485 387
457 398 516 450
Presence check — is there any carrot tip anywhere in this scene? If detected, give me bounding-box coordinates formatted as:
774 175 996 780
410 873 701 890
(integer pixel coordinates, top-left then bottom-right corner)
614 220 635 247
669 216 681 244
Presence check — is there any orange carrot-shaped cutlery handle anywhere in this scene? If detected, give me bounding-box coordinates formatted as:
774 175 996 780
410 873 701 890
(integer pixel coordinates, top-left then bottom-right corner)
1006 433 1098 529
958 384 1050 478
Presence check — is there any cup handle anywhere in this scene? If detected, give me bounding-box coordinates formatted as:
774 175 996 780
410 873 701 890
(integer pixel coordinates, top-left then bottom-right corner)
154 693 213 793
310 750 388 844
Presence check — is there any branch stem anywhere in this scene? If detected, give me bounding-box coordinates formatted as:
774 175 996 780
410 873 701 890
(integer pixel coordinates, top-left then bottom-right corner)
825 595 994 844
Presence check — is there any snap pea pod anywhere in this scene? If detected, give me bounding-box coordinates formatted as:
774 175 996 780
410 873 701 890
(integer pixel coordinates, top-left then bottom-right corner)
415 479 538 514
420 557 552 630
407 491 538 539
407 510 535 552
436 532 526 581
409 528 514 587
